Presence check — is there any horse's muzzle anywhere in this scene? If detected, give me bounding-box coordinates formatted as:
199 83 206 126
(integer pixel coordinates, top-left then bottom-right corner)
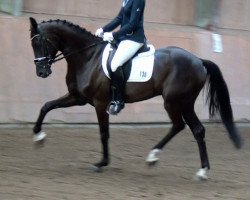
36 65 52 78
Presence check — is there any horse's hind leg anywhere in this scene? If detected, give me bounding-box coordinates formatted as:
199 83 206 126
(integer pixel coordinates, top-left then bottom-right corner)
182 105 210 180
33 93 85 144
146 102 185 165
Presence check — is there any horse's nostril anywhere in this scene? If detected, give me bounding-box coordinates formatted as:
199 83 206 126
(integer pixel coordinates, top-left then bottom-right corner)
38 72 43 77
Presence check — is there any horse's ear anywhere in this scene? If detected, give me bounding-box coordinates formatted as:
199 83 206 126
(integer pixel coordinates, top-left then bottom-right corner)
29 17 38 34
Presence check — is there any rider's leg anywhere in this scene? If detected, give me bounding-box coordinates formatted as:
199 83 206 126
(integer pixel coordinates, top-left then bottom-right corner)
110 40 143 72
108 40 143 115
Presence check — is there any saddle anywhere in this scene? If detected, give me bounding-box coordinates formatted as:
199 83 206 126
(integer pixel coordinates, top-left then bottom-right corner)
106 42 150 81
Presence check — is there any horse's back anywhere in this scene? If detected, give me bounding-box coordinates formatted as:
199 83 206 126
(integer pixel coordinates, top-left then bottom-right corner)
125 46 207 103
153 46 207 102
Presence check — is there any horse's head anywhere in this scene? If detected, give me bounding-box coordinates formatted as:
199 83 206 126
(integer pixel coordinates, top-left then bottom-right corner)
29 17 58 78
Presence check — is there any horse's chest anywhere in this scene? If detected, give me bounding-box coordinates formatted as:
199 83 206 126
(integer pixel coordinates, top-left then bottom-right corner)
66 74 88 96
76 75 96 97
66 67 104 99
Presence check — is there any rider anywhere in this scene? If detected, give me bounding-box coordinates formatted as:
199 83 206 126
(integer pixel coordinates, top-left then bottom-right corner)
95 0 146 115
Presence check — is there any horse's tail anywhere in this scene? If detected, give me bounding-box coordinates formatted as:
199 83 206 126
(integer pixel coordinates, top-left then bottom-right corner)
201 59 242 149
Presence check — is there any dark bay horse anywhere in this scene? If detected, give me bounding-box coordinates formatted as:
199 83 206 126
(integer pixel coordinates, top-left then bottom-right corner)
29 17 242 180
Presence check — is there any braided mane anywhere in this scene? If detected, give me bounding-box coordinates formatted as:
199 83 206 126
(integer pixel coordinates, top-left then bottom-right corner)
40 19 97 38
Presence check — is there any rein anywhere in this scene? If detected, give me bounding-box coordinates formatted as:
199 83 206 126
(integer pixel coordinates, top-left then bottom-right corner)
31 34 106 64
52 40 106 63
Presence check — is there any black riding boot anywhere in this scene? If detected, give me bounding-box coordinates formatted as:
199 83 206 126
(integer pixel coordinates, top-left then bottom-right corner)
107 67 125 115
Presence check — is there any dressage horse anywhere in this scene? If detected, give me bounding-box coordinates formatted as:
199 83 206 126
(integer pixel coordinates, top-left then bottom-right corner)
29 17 242 180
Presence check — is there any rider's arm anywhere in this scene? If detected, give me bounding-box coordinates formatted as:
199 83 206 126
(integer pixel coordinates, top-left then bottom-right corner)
102 8 123 32
113 0 145 40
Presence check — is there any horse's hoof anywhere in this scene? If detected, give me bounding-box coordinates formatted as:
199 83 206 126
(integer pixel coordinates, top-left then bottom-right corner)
147 160 158 167
33 131 47 147
90 164 103 173
194 168 208 181
145 149 161 166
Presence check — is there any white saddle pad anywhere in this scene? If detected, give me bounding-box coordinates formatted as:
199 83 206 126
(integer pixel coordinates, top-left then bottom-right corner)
102 43 155 82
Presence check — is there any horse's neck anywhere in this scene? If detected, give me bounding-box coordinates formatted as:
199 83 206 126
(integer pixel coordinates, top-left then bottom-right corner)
54 31 100 59
62 35 104 74
65 43 105 95
43 25 93 54
59 34 88 54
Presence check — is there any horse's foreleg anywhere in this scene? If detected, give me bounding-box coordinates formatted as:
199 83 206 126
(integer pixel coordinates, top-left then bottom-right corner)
33 93 85 143
92 102 110 171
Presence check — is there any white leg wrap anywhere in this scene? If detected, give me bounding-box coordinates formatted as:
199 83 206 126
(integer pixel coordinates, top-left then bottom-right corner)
146 149 162 163
195 167 208 180
33 131 47 142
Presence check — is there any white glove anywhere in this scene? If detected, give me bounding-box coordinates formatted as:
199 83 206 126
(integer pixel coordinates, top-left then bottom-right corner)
103 32 114 42
95 28 103 37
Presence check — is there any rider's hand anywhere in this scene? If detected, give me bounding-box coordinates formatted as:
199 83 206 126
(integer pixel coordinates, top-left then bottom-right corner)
103 32 114 42
95 28 104 37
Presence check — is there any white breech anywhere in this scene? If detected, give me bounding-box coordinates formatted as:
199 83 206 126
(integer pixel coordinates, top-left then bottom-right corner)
111 40 143 72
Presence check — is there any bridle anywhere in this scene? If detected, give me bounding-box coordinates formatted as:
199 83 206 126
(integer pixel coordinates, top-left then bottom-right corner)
31 34 54 66
31 33 105 66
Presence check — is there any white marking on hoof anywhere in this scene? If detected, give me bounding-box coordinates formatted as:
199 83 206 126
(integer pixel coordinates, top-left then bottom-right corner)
33 131 47 143
146 149 162 163
195 167 208 181
90 165 103 173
